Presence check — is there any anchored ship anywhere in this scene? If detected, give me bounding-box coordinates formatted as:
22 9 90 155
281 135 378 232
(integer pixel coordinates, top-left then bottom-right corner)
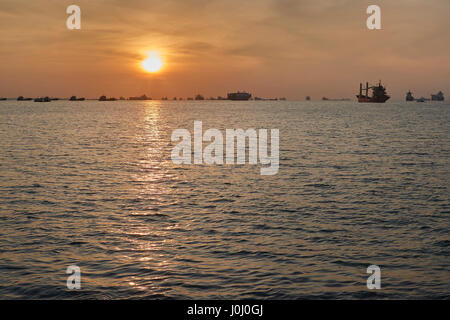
431 91 444 101
227 91 251 101
357 81 390 103
99 95 116 101
406 91 415 101
34 97 51 102
129 94 151 101
69 96 85 101
17 96 32 101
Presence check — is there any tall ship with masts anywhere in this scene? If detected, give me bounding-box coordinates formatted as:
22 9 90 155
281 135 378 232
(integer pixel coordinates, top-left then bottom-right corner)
357 81 390 103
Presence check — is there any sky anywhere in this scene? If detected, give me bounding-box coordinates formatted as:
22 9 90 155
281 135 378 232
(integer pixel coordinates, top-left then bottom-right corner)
1 0 449 100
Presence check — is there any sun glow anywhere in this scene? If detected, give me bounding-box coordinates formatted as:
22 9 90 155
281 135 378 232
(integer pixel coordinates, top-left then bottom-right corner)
142 52 163 73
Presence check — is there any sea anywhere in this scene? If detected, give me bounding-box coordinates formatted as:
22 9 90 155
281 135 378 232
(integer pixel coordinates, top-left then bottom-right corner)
0 100 449 299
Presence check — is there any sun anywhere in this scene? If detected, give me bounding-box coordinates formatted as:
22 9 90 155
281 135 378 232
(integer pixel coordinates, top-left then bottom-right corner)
142 52 163 73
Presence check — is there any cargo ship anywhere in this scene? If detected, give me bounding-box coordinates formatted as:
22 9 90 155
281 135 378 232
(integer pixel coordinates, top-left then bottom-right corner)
357 81 390 103
34 97 51 102
227 91 251 101
17 96 32 101
129 94 151 101
431 91 444 101
69 96 85 101
406 91 415 101
99 95 116 101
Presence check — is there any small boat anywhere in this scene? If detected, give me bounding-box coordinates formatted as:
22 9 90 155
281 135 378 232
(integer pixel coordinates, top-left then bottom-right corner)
323 97 350 101
0 97 7 101
416 97 426 103
254 96 278 101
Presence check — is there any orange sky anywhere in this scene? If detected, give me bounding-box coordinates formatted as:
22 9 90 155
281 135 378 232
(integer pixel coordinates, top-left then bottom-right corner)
1 0 449 100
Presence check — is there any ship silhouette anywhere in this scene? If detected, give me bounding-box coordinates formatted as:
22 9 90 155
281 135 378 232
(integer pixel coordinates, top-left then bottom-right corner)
69 96 85 101
99 95 116 101
227 91 251 101
406 91 415 101
129 94 151 101
17 96 32 101
431 91 444 101
357 81 390 103
34 97 51 102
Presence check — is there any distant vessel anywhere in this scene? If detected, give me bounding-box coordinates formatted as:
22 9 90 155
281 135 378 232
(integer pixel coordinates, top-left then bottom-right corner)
227 91 251 101
69 96 85 101
306 96 311 101
17 96 32 101
417 97 432 103
99 95 116 101
406 91 415 101
34 97 51 102
357 81 390 103
431 91 444 101
195 94 204 100
0 97 7 101
129 94 151 101
323 97 350 101
254 97 277 101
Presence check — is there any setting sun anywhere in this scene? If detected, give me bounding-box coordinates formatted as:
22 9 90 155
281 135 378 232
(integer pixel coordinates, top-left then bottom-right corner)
141 52 163 73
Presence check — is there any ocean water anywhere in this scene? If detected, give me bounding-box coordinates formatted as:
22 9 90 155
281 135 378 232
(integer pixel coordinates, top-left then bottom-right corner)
0 100 449 299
